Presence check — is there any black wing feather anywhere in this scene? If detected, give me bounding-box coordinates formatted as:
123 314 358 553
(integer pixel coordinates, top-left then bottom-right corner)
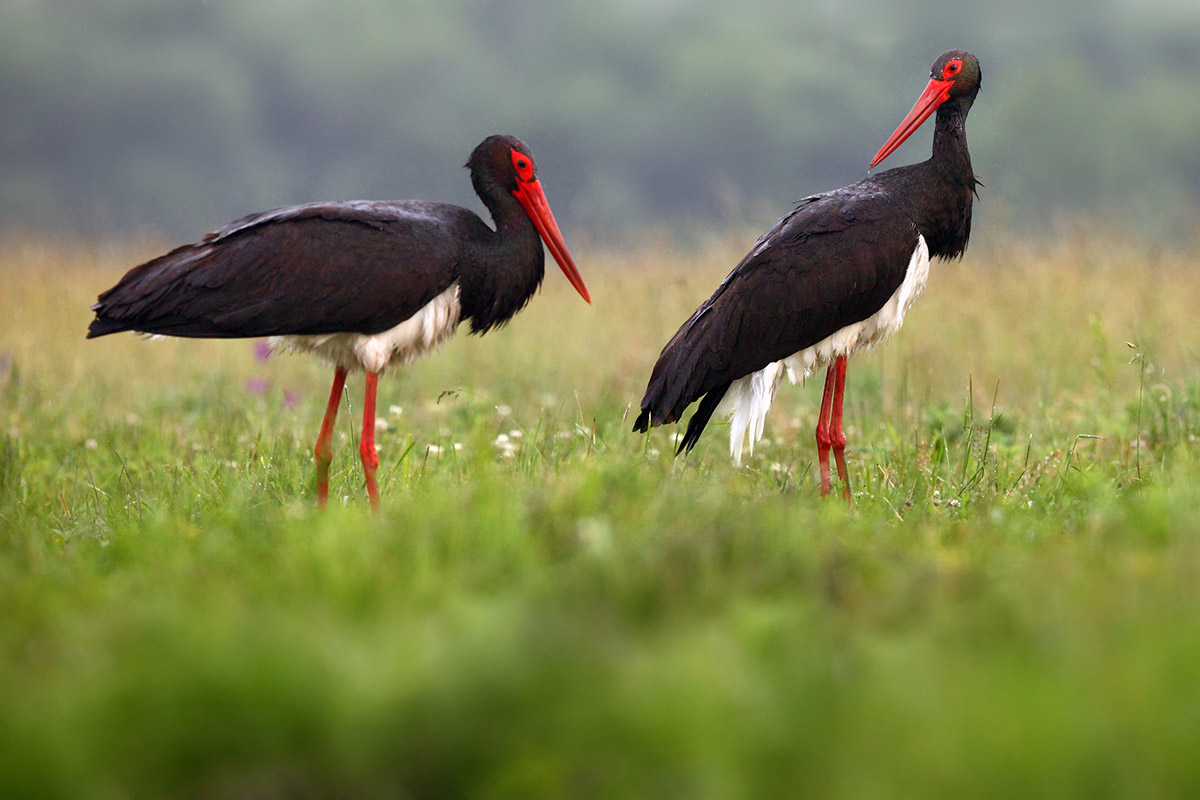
88 201 484 339
635 181 919 443
675 383 732 454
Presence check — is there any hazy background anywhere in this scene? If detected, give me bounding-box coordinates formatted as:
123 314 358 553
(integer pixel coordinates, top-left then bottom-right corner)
2 0 1199 244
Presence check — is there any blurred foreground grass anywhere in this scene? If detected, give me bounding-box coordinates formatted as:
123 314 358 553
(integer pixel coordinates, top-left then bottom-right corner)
4 230 1200 797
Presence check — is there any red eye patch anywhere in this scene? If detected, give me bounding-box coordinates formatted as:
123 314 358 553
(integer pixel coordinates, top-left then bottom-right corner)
511 150 535 182
941 59 963 80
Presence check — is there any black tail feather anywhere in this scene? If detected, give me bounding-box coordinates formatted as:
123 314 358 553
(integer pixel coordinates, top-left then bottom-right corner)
675 383 730 456
86 317 126 339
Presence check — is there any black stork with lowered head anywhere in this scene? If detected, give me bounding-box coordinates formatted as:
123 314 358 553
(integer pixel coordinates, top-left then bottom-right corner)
88 135 590 512
634 49 982 500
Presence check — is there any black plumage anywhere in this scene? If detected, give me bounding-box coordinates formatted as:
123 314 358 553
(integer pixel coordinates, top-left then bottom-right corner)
88 135 579 342
635 50 982 498
637 186 921 432
87 134 589 511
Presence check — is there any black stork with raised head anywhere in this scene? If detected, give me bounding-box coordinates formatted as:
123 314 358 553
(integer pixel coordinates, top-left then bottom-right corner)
634 49 982 500
88 134 590 511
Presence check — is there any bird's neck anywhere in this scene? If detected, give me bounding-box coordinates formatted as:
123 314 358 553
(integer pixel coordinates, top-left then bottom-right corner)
907 98 978 260
460 197 547 335
930 97 974 179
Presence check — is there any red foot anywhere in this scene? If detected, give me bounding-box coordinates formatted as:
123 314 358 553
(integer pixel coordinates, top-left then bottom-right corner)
313 369 348 509
830 357 852 504
361 372 381 514
815 357 852 503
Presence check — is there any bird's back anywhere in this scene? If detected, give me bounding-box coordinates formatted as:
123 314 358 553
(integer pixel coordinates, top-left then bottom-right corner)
88 201 488 340
636 178 921 431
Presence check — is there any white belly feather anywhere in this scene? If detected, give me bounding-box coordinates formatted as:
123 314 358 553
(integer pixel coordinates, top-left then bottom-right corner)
270 283 462 374
718 235 930 464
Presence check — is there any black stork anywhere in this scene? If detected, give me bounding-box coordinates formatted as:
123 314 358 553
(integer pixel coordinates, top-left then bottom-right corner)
633 50 982 500
88 134 590 511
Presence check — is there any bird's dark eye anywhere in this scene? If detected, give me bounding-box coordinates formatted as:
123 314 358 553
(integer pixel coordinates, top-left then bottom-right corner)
942 60 963 79
511 150 535 182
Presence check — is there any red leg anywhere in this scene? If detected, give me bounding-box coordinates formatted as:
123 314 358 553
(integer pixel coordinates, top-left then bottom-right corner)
829 356 851 503
313 368 348 509
815 362 837 496
360 372 381 513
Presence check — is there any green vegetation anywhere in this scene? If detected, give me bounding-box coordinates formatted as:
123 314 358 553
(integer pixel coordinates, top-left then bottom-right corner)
4 233 1200 796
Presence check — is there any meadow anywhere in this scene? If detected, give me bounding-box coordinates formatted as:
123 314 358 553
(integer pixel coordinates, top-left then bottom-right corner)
4 227 1200 797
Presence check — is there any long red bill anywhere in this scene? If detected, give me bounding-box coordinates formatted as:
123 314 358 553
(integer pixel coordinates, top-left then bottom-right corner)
513 180 591 304
869 76 954 170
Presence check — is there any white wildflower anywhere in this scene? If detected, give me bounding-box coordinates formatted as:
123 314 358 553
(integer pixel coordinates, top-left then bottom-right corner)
494 433 519 458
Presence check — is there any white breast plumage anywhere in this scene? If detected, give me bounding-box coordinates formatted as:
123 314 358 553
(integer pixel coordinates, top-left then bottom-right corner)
270 283 462 374
718 234 930 464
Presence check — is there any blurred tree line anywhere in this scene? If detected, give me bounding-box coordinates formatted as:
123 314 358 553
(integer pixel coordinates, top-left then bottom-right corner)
1 0 1198 242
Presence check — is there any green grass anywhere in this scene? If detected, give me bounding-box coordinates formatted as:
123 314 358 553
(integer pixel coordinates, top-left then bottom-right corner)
4 231 1200 797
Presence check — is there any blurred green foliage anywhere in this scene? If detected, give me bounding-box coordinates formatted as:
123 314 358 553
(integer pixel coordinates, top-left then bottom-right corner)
6 232 1200 795
2 0 1199 239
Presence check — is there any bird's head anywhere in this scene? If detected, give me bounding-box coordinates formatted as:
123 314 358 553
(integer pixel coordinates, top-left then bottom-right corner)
468 135 590 304
870 49 982 170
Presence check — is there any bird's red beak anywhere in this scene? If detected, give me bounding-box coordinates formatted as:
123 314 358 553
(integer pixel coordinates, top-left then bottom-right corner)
869 76 954 170
513 179 591 304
